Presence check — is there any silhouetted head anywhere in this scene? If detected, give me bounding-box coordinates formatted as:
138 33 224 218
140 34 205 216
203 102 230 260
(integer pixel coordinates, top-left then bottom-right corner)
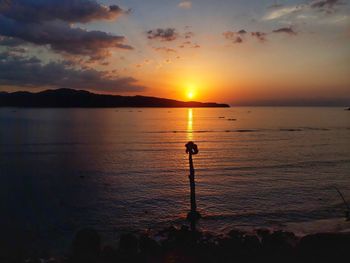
185 141 199 155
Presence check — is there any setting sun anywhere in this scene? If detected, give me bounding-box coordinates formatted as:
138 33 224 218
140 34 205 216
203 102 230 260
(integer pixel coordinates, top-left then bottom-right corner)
187 91 195 100
186 83 197 100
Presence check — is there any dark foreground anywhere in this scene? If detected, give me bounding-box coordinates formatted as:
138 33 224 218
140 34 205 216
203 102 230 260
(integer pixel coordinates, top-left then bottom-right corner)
3 226 350 263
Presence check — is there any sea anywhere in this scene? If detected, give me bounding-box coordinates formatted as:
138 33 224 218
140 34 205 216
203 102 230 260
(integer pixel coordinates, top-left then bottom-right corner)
1 107 350 252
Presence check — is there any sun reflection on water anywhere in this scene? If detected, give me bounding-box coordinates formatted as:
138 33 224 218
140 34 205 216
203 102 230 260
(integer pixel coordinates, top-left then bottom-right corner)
187 108 193 141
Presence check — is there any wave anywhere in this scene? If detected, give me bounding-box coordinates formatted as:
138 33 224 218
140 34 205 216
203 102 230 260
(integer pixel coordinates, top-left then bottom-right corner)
145 127 348 134
146 129 262 134
196 159 350 173
199 203 346 225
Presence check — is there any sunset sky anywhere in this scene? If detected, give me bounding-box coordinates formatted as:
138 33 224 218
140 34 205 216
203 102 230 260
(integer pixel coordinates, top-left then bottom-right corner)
0 0 349 105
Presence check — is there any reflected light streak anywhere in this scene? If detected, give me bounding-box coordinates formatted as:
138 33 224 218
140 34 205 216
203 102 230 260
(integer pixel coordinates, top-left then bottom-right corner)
187 108 193 141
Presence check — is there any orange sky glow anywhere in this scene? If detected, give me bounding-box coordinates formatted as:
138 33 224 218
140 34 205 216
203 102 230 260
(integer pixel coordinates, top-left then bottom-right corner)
0 0 349 105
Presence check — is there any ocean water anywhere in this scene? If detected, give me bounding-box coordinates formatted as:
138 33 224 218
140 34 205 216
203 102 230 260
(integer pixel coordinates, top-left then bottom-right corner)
1 107 350 251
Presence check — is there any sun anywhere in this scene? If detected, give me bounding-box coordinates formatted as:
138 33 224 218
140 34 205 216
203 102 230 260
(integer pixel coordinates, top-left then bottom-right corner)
186 83 196 100
187 91 195 100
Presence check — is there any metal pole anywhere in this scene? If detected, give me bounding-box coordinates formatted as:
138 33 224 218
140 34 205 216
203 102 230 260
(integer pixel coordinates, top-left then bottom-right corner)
185 141 201 230
189 152 197 214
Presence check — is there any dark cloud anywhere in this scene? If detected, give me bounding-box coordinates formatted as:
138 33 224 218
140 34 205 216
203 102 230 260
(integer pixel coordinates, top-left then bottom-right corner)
0 0 132 61
0 53 145 92
0 36 26 46
0 17 132 60
3 46 27 57
147 28 197 43
273 27 297 35
310 0 342 9
147 28 178 41
0 0 12 11
1 0 127 23
251 32 267 41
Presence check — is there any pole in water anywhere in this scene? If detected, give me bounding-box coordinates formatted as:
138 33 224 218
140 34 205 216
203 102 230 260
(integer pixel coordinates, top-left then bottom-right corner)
185 141 201 230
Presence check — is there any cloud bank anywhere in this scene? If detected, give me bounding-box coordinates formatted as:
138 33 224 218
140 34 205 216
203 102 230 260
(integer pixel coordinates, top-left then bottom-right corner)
0 0 132 60
0 52 145 92
1 0 127 23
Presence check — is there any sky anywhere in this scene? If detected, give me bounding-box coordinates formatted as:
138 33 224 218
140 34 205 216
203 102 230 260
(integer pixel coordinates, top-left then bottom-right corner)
0 0 349 105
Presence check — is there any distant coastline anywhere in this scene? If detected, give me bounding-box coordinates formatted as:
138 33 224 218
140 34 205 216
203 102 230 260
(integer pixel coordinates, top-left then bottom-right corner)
0 88 230 108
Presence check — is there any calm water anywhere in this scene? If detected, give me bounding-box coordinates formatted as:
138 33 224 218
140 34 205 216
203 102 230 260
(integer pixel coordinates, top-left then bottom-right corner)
1 107 350 251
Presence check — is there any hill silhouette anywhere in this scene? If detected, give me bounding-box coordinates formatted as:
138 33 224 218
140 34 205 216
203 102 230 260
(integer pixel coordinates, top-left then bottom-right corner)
0 88 230 108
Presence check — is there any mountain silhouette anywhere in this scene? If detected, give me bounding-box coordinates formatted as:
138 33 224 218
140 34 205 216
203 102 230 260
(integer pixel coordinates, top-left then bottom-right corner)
0 88 230 108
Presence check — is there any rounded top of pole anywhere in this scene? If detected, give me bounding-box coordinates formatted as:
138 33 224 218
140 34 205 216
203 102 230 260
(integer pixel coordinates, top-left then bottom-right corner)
185 141 199 155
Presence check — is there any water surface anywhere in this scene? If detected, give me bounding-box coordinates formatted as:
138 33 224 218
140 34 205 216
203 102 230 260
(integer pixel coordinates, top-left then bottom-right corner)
1 107 349 251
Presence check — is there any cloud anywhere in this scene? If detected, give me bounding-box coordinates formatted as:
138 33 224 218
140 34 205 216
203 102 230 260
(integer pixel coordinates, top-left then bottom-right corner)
0 0 132 61
1 0 127 23
273 27 297 35
178 1 192 9
223 30 248 43
251 32 267 41
184 31 195 39
0 36 26 46
263 5 304 20
0 17 132 60
0 0 12 10
153 47 177 53
310 0 342 9
147 28 178 41
263 0 344 20
147 28 198 43
0 53 145 92
224 27 297 45
178 41 201 48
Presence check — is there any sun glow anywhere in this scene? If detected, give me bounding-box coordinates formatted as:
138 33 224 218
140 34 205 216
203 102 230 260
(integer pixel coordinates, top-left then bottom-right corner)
186 83 196 100
187 91 195 100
